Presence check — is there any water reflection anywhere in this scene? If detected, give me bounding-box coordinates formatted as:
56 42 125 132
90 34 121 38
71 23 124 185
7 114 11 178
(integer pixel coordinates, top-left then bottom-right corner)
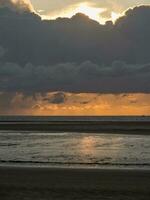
79 136 96 155
77 134 124 163
0 132 150 167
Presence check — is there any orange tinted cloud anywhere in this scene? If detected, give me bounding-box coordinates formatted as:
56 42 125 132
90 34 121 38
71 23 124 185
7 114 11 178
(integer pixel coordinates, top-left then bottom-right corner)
0 92 149 115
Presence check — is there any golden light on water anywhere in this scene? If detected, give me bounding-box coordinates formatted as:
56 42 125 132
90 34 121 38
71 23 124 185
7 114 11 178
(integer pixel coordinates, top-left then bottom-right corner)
79 136 96 155
77 135 124 162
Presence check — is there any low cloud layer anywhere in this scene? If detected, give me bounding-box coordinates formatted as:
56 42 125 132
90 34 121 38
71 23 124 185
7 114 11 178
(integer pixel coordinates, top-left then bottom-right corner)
0 60 149 93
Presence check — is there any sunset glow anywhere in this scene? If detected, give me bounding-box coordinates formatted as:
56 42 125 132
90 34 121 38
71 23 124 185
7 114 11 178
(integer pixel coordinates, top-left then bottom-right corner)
111 12 122 23
1 93 149 116
73 3 105 22
33 1 150 24
41 3 107 24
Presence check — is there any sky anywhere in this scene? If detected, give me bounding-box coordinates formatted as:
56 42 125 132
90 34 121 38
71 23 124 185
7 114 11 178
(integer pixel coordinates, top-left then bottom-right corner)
0 92 149 115
0 0 149 115
30 0 150 23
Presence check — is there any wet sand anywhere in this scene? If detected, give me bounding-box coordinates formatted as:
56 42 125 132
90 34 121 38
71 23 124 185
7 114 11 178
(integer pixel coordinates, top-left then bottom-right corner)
0 166 150 199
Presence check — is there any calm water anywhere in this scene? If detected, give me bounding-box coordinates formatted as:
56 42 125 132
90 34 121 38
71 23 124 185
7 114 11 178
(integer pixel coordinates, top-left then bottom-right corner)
0 131 150 169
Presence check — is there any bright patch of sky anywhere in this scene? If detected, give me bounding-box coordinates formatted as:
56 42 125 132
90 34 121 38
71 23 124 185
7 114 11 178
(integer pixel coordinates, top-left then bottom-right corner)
31 0 150 23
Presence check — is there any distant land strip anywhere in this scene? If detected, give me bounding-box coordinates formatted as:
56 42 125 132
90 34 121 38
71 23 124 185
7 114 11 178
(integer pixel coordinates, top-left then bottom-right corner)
0 121 150 133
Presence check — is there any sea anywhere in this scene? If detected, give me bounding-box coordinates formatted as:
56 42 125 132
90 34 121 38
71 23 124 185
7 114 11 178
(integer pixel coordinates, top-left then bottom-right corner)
0 116 150 169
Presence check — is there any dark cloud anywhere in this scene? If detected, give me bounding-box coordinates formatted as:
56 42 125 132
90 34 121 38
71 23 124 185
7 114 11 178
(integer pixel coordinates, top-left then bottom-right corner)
0 0 34 12
0 92 14 109
0 5 150 65
0 60 149 93
45 92 66 104
0 46 5 57
0 5 150 93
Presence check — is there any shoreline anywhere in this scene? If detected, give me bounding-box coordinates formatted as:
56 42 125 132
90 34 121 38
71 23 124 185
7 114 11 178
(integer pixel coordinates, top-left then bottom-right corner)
0 161 150 170
0 166 150 199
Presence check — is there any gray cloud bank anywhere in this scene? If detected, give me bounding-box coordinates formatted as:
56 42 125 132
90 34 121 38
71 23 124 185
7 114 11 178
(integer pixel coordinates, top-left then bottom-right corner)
0 3 150 93
0 61 149 93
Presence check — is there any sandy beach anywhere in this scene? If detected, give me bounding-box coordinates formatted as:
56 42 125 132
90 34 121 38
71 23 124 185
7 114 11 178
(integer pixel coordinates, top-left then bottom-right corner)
0 166 150 199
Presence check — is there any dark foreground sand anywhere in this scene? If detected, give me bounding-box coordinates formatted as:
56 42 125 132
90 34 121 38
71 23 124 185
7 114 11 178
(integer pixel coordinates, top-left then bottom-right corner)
0 167 150 200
